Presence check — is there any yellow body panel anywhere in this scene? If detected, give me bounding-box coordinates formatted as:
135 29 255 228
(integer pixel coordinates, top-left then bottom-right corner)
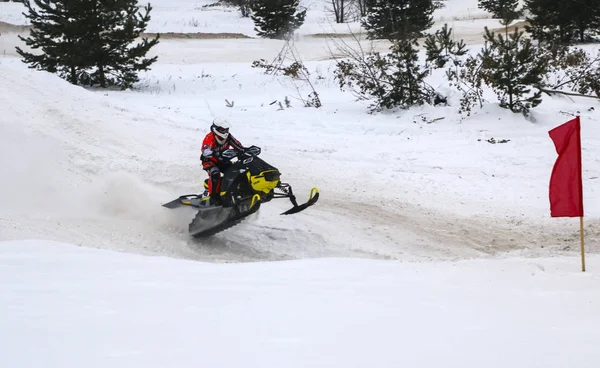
216 169 280 198
250 169 279 194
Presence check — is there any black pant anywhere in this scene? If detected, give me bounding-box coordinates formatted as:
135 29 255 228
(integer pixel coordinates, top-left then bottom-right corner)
205 161 232 196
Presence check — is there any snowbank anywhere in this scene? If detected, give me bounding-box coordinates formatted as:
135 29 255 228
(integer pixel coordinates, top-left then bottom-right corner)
2 239 600 368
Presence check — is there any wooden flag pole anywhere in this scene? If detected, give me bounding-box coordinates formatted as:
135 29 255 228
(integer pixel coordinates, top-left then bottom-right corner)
548 116 585 271
580 216 586 272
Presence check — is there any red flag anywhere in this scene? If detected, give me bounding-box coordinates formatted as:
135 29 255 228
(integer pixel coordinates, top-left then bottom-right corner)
548 116 584 217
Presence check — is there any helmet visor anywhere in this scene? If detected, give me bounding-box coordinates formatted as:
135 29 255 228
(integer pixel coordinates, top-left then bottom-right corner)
215 126 229 135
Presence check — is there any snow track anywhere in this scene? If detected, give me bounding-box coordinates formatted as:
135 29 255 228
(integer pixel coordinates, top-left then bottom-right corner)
2 2 599 262
0 58 594 262
0 61 413 262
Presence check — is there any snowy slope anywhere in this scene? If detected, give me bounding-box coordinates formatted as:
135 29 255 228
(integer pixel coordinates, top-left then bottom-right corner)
3 51 600 261
2 240 600 368
2 0 600 366
2 0 600 260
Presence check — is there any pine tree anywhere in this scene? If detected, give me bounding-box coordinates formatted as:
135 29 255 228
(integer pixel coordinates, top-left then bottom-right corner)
382 39 430 108
16 0 93 85
16 0 159 89
220 0 253 18
362 0 438 40
250 0 306 39
424 23 467 68
568 0 600 42
479 27 549 115
78 0 160 88
525 0 600 44
524 0 573 44
334 38 430 111
478 0 522 29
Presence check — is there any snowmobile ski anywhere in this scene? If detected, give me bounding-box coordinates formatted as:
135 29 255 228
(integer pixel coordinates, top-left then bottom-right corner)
281 187 320 215
161 194 205 209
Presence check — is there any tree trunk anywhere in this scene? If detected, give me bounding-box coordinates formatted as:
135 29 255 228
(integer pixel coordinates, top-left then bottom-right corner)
70 65 77 85
358 0 368 17
99 64 106 88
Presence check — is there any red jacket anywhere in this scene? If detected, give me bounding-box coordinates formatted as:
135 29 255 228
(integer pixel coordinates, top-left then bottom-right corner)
201 132 244 169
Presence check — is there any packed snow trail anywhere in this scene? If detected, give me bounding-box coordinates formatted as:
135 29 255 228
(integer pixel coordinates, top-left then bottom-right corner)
3 58 581 262
2 0 600 261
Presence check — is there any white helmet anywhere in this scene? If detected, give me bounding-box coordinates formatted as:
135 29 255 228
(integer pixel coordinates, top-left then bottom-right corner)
211 118 231 145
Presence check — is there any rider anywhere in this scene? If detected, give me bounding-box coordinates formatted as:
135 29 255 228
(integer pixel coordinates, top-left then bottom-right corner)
200 117 245 205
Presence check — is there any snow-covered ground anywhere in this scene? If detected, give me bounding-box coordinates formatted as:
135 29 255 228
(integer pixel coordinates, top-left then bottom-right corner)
0 0 502 36
3 240 600 368
1 0 600 366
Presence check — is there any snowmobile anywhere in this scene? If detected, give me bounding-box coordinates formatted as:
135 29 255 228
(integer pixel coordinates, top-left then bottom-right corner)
161 145 319 238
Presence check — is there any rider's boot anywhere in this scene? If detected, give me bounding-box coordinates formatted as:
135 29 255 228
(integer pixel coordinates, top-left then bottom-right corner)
210 173 222 206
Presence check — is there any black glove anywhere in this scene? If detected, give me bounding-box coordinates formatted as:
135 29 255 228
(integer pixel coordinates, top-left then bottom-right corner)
220 149 237 160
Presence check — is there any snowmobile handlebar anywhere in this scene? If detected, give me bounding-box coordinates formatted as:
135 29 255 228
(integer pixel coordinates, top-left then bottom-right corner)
221 145 261 161
240 145 261 158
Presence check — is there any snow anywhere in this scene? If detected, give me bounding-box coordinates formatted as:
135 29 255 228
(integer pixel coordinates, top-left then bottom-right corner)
2 0 600 366
0 0 507 36
3 240 600 368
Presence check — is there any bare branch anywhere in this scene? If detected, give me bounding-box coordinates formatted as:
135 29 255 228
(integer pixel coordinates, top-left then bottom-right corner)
539 88 600 100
